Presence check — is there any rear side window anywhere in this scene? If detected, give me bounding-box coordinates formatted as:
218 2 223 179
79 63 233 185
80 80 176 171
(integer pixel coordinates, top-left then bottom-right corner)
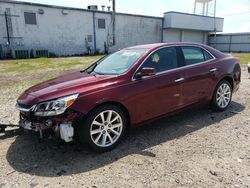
181 47 204 65
181 46 214 66
141 47 178 73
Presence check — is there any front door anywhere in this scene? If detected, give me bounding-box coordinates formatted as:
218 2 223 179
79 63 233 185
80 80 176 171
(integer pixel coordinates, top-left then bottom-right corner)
130 46 185 124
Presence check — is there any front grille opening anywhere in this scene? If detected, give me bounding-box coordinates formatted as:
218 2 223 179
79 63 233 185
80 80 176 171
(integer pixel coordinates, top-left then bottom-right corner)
17 102 33 109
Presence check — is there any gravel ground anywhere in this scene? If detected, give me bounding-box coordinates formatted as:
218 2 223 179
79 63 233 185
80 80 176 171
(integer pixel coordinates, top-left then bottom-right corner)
0 66 249 188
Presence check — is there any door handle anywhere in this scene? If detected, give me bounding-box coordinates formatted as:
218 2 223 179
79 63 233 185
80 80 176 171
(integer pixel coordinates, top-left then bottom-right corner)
209 68 217 73
175 78 184 83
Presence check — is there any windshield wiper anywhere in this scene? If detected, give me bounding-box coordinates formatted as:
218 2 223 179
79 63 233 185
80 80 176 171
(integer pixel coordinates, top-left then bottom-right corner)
80 55 108 74
80 63 98 74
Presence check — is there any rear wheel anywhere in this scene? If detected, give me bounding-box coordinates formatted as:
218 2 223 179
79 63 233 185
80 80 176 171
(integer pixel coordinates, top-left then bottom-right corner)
77 104 127 152
212 80 232 111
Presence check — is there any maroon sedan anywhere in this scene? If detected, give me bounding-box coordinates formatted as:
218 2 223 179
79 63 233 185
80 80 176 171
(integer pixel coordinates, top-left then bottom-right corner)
16 43 241 152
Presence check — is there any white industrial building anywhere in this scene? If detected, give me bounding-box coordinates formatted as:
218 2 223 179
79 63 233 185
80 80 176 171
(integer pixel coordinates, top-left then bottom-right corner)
0 0 224 58
163 12 223 44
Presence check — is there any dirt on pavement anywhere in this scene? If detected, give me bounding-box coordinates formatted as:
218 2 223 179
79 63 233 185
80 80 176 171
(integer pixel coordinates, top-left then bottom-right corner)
0 66 249 188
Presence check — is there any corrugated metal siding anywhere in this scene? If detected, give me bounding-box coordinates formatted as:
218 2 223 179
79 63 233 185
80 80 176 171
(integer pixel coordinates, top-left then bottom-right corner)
163 29 207 44
209 33 250 52
182 30 204 43
163 29 181 42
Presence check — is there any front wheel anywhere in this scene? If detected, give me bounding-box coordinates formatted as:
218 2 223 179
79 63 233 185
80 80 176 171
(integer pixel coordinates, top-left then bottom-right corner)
211 80 232 111
77 105 127 152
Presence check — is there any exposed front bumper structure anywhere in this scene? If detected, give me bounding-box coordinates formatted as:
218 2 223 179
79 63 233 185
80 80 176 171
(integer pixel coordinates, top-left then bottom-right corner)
17 103 81 142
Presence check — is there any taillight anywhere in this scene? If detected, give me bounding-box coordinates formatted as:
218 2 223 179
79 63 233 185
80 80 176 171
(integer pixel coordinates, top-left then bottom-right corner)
233 63 241 82
235 57 240 64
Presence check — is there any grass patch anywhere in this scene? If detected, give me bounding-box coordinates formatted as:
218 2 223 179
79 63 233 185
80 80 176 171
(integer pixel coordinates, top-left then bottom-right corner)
0 56 104 89
232 53 250 64
0 55 104 73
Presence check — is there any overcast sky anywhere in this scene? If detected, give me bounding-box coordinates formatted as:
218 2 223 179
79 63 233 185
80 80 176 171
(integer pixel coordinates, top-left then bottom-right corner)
20 0 250 33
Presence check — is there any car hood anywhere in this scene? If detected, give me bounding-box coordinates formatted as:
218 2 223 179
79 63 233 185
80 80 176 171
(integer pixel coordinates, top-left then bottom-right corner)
17 71 119 105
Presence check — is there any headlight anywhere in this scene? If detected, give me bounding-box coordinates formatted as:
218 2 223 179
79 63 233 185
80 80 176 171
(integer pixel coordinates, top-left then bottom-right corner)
34 94 79 117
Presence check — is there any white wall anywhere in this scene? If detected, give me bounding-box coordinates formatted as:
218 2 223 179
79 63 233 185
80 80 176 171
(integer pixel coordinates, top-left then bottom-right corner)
164 12 224 32
163 29 208 44
112 14 162 51
0 3 94 55
95 12 111 53
163 29 181 42
1 1 226 57
182 30 205 43
0 1 163 56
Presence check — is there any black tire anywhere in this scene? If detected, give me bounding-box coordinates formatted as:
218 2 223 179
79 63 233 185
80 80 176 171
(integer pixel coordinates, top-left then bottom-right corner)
211 80 232 111
77 104 128 152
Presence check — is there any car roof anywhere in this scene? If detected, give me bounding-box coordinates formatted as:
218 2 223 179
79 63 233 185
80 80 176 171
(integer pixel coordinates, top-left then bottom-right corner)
125 42 226 58
126 42 208 50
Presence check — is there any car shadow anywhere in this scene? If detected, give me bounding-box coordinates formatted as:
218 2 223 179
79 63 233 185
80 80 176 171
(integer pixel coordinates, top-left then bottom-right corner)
6 101 245 177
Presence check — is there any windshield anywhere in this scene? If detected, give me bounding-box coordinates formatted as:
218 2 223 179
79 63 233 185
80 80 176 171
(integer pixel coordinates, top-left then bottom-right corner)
91 49 147 75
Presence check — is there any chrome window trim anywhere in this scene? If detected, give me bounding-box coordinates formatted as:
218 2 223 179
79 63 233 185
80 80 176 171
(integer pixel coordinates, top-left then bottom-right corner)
132 44 216 81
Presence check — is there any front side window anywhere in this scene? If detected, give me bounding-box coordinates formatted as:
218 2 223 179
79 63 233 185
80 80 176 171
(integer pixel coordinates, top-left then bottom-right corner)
89 49 147 75
24 12 37 25
140 47 178 73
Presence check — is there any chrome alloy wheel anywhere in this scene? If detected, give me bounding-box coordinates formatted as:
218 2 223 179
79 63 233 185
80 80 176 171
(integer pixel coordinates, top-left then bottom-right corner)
216 83 231 108
90 110 123 147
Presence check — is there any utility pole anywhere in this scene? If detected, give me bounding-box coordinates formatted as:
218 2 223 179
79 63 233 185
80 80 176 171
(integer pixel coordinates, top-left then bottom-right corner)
4 11 10 45
214 0 217 48
110 0 116 45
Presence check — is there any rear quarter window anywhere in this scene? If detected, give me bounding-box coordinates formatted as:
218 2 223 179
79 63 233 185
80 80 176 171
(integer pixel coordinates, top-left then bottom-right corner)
203 50 214 61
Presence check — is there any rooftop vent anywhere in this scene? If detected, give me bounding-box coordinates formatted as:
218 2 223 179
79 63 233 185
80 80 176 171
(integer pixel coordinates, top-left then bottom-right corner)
101 5 105 11
107 6 111 12
87 5 98 11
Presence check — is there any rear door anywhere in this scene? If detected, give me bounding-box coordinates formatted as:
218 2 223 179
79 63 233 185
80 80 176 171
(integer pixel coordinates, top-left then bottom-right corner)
180 46 218 106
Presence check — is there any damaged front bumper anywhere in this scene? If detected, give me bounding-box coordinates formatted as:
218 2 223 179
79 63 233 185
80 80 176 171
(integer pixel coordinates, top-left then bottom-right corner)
17 104 82 142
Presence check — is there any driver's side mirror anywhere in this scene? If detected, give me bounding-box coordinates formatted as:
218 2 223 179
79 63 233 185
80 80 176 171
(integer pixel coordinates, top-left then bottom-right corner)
135 67 156 79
